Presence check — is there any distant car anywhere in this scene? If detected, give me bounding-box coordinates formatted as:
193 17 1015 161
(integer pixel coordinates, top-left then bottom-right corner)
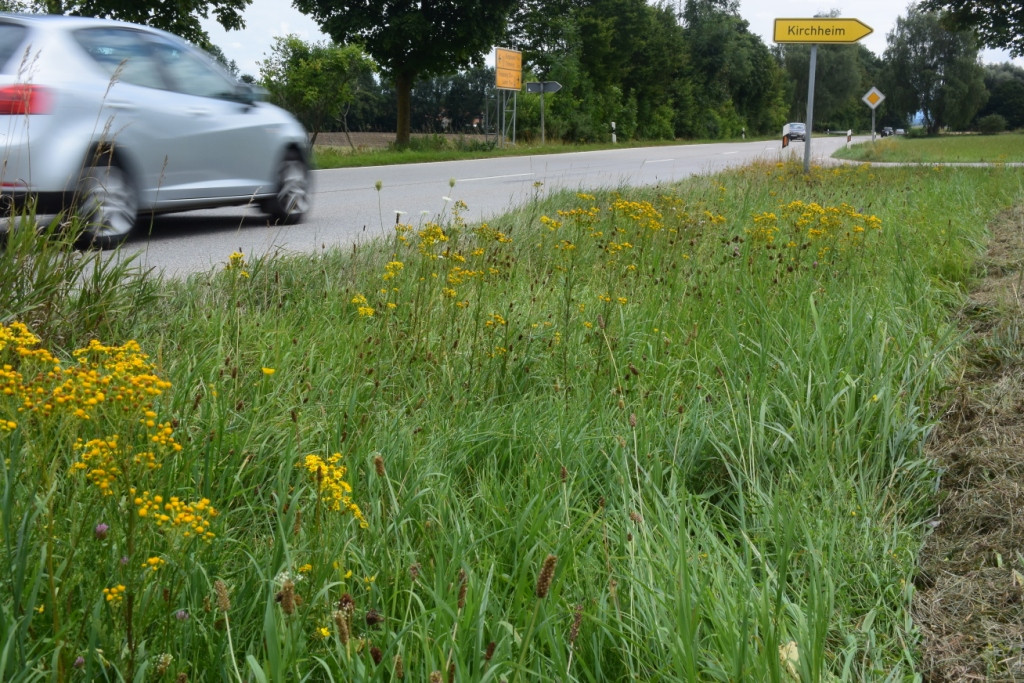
0 14 312 248
880 126 894 137
786 122 806 141
895 128 906 135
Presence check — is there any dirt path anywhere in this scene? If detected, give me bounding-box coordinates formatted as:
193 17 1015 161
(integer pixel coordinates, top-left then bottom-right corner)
913 205 1024 681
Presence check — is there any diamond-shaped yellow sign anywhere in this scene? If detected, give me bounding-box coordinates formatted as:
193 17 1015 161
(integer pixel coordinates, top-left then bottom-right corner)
862 87 885 110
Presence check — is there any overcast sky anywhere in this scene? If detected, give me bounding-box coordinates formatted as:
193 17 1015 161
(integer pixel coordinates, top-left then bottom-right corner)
201 0 1022 79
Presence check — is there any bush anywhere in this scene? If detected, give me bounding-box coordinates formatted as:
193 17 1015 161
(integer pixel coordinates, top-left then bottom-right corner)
977 114 1007 135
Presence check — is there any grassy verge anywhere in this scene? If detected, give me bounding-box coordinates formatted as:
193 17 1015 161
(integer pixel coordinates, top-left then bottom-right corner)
2 161 1022 680
832 132 1024 163
312 135 773 169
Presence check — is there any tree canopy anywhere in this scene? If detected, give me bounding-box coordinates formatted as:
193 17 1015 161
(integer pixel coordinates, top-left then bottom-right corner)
293 0 518 145
32 0 252 44
919 0 1024 57
883 4 987 133
259 35 375 146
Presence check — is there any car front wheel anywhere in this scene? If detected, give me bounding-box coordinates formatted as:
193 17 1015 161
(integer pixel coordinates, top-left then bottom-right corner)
263 152 310 224
76 162 138 249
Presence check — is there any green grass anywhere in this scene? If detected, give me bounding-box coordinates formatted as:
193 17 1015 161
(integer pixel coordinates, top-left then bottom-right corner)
833 132 1024 163
2 161 1022 680
313 135 774 169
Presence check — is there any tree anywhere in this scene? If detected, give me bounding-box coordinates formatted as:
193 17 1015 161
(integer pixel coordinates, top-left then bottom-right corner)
883 4 987 134
259 35 376 146
683 0 785 137
977 63 1024 129
293 0 518 146
919 0 1024 57
31 0 251 44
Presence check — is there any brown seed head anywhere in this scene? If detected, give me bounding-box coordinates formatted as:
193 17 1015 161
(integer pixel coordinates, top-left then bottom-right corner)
370 646 383 665
535 554 558 599
393 654 405 680
409 563 421 582
365 608 385 628
569 603 583 645
448 662 455 683
429 671 442 683
629 511 643 524
333 610 350 646
485 641 496 661
374 454 386 477
560 465 567 483
275 580 296 616
175 674 188 683
629 413 637 428
457 569 468 610
338 592 355 614
214 580 230 612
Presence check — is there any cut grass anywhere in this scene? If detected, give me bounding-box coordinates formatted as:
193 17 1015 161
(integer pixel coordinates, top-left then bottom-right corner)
2 160 1023 680
832 132 1024 163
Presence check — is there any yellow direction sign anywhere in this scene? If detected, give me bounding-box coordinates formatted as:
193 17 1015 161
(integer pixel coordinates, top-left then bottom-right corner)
495 47 522 91
773 18 873 44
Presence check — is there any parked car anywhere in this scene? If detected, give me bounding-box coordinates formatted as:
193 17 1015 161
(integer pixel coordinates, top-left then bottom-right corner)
880 126 894 137
895 128 906 135
786 122 806 141
0 14 311 248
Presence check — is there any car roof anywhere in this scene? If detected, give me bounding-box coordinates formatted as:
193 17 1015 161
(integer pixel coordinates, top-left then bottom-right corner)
0 12 180 40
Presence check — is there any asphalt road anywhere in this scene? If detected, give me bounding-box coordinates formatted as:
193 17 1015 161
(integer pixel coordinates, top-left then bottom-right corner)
120 135 863 278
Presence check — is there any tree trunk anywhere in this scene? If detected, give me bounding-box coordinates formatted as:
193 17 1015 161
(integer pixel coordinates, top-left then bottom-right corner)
395 71 413 147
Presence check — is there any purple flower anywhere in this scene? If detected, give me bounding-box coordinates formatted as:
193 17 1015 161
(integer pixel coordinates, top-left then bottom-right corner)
94 523 109 540
175 609 189 621
120 556 129 566
73 656 85 669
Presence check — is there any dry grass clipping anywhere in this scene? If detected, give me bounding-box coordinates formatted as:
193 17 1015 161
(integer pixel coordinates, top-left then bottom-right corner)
914 205 1024 682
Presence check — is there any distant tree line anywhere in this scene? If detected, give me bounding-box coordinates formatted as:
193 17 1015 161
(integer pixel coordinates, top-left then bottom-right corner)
253 0 1019 142
11 0 1024 140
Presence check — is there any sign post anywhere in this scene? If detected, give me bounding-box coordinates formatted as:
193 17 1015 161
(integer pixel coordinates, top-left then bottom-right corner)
861 86 885 141
774 18 873 173
526 81 562 145
495 48 522 148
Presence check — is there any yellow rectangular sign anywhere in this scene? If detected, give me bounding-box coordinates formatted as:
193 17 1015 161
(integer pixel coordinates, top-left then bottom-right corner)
773 18 873 44
495 47 522 91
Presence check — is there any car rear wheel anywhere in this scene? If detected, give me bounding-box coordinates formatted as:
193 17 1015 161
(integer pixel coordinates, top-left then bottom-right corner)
263 151 310 224
76 161 138 249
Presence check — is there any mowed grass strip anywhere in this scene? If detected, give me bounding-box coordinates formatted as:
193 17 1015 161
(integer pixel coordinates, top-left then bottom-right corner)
834 132 1024 163
2 161 1022 680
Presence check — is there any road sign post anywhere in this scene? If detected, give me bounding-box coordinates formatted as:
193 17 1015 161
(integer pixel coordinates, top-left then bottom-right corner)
495 48 523 148
526 81 562 145
774 17 873 173
861 86 885 141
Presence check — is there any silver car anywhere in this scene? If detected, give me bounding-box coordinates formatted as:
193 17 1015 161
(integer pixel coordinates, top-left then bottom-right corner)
0 14 311 248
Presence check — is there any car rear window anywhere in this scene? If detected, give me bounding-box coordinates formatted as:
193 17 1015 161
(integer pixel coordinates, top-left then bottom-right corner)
0 23 29 73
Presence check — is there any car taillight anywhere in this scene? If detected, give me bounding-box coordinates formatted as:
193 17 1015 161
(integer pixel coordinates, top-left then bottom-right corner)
0 85 52 115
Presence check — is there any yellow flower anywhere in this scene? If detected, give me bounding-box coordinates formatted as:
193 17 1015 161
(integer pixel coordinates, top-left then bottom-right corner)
262 367 275 375
298 563 313 573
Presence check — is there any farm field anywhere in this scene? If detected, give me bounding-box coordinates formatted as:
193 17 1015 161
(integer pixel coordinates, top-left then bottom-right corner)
2 159 1023 680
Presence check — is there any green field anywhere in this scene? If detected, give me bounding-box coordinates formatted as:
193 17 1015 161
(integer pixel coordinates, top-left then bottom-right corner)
2 160 1023 680
833 132 1024 163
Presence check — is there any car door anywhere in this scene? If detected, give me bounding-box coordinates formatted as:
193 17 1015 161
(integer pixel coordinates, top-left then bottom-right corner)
74 27 276 206
144 33 279 202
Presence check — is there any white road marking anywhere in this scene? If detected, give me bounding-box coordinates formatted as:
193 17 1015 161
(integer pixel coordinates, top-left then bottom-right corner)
645 159 675 164
459 173 535 182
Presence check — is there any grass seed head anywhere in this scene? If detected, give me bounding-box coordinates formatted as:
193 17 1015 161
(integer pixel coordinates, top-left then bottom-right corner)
214 580 230 612
535 554 558 599
393 654 404 679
